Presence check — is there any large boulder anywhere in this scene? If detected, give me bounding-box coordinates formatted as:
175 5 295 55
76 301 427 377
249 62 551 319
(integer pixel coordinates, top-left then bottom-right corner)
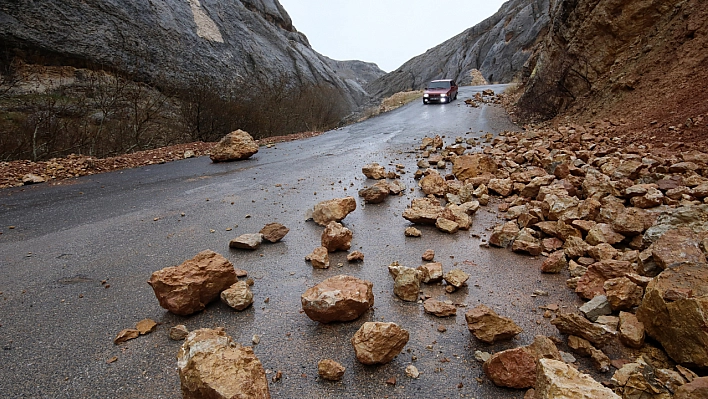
465 305 523 343
312 197 357 226
535 359 620 399
644 204 708 243
210 130 259 162
419 170 448 196
301 275 374 323
148 250 237 316
452 154 497 181
351 322 409 365
483 336 561 389
177 328 270 399
321 221 353 252
675 377 708 399
636 262 708 368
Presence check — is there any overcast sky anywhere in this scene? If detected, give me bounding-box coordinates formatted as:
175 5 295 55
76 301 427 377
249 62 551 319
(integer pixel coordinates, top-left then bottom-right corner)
278 0 508 72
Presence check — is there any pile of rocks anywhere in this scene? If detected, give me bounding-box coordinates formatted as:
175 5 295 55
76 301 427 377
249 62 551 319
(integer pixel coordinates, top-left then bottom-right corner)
358 162 407 203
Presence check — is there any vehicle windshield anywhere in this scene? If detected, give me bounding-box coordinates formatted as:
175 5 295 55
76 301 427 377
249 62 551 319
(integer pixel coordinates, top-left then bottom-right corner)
427 81 451 89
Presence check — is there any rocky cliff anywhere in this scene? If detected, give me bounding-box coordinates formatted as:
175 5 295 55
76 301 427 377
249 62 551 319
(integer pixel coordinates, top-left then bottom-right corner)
366 0 549 99
0 0 377 110
516 0 708 140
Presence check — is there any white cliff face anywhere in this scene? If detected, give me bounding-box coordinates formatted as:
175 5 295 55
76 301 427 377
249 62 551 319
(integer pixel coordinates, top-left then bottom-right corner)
188 0 224 42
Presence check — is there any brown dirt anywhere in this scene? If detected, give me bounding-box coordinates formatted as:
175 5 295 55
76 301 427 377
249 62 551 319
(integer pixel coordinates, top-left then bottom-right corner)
0 131 324 189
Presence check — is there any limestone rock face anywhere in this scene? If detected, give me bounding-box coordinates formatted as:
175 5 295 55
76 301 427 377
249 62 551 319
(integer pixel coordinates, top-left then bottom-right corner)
312 197 357 226
351 322 409 365
465 305 523 343
636 262 708 368
220 281 254 311
321 221 353 252
148 250 237 316
535 359 620 399
317 359 345 381
452 154 498 181
177 328 270 399
259 223 289 243
301 275 374 323
210 130 258 162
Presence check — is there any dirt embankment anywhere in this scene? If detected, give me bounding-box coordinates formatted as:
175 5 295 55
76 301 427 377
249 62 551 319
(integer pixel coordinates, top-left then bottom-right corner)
516 0 707 149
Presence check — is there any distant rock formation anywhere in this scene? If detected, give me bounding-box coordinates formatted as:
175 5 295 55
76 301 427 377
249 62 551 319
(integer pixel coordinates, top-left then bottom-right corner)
0 0 381 110
366 0 549 98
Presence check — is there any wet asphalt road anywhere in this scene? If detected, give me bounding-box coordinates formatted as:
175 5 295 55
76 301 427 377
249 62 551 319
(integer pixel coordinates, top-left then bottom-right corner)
0 85 594 398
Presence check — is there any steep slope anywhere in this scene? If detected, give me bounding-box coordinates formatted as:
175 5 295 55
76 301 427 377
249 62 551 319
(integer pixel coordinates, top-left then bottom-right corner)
517 0 708 144
366 0 549 98
0 0 368 109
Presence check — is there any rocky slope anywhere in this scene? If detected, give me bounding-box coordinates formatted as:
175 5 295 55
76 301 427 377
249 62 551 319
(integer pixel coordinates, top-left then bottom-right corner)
366 0 549 98
0 0 377 109
516 0 708 145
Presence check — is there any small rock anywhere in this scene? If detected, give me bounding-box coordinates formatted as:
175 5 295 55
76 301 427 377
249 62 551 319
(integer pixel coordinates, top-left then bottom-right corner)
389 265 423 302
351 322 409 365
405 227 422 237
136 318 157 335
417 262 443 283
474 350 491 362
551 313 615 346
301 275 374 323
579 295 612 322
358 184 389 203
321 221 352 252
169 325 189 341
423 299 457 317
422 249 435 261
465 305 523 343
405 365 420 379
312 197 357 226
541 250 567 273
346 251 364 262
220 281 254 311
229 233 263 250
443 269 469 289
259 223 289 243
307 246 330 269
618 311 645 349
318 359 345 381
362 163 386 179
114 328 140 344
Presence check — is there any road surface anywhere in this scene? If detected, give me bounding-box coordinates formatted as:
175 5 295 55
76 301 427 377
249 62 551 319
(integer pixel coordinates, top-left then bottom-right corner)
1 85 591 398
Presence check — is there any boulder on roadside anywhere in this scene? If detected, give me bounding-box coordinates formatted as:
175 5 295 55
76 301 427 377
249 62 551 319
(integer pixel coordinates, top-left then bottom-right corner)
535 358 620 399
318 359 345 381
388 265 423 302
483 335 561 389
210 130 259 162
417 262 443 283
306 246 330 269
358 184 389 203
229 233 263 250
362 163 386 179
402 197 444 224
177 328 270 399
351 322 409 365
551 313 615 346
489 221 520 248
465 304 523 343
347 251 364 262
423 299 457 317
579 295 612 322
321 221 352 252
452 154 498 181
220 281 254 311
301 275 374 323
148 250 237 316
312 197 357 226
541 251 567 273
259 223 289 243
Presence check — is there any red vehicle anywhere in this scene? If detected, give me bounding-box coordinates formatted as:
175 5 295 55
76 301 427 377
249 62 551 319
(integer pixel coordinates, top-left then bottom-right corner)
423 79 458 104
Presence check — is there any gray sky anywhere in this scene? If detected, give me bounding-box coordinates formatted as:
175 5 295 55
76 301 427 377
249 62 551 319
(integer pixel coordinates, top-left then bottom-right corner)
278 0 508 72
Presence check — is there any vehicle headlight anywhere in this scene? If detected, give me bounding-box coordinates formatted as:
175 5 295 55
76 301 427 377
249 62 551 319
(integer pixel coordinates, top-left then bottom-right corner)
441 94 447 97
423 94 429 98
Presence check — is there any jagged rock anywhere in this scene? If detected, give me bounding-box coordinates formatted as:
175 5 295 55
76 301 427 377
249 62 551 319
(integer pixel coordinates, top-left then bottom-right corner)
512 228 542 256
564 236 590 259
301 275 374 323
520 175 555 198
317 359 345 381
388 180 406 195
460 200 481 215
169 325 189 341
422 249 435 261
358 184 389 203
148 250 237 316
312 197 357 226
618 311 645 349
405 365 420 379
589 347 611 373
636 262 708 368
220 281 253 311
612 207 648 236
402 197 444 224
630 187 664 209
543 237 565 252
435 217 459 234
536 359 620 399
22 173 46 185
604 277 643 311
417 262 443 283
259 223 289 243
405 227 422 237
551 313 615 346
575 260 633 300
441 204 472 230
489 221 521 248
114 328 140 344
465 305 523 343
229 233 263 250
452 154 498 181
579 295 612 322
651 228 707 270
611 358 672 399
347 251 364 262
488 178 514 197
351 322 409 365
419 170 448 196
483 336 561 389
444 269 469 289
210 130 259 162
307 246 330 269
388 265 423 302
567 335 595 357
136 318 157 335
177 328 270 399
644 204 708 243
542 250 567 273
362 163 386 179
586 224 625 246
588 243 619 261
321 221 352 252
675 376 708 398
423 299 457 317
